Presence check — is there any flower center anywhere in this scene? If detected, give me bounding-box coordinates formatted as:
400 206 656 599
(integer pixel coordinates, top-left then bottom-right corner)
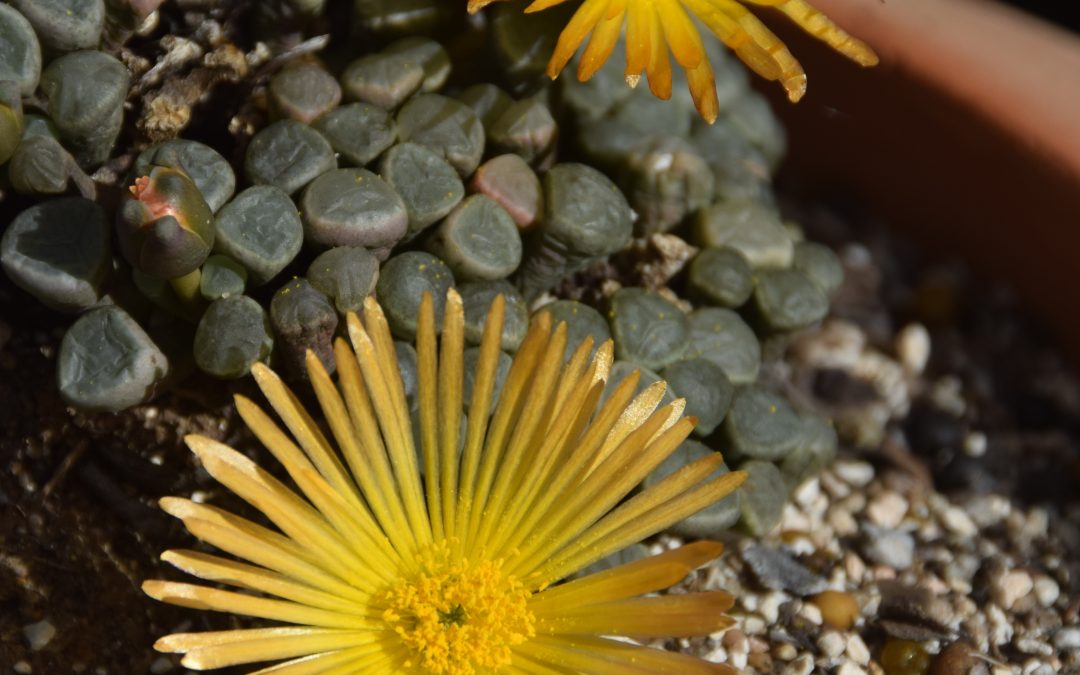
378 542 536 674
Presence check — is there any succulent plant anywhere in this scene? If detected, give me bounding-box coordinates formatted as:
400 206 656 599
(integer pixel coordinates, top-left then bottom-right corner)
1 197 111 312
268 61 341 124
39 49 129 167
424 194 522 282
396 93 485 177
244 119 337 194
0 80 23 166
10 0 105 53
0 4 42 97
116 166 215 281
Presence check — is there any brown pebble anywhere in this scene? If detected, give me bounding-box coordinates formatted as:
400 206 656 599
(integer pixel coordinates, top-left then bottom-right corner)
810 590 861 630
721 628 747 650
927 641 977 675
746 651 772 672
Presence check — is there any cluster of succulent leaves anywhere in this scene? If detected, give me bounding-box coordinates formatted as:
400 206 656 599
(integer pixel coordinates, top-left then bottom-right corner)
1 0 840 539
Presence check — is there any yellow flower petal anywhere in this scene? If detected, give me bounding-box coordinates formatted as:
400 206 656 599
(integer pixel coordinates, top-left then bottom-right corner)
146 291 747 672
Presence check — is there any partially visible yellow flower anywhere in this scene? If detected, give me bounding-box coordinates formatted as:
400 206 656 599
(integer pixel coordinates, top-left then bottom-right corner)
144 289 746 672
469 0 879 123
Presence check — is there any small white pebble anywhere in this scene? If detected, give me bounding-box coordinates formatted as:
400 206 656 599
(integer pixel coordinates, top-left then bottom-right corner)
994 570 1034 610
22 619 56 651
740 594 760 612
703 646 728 664
844 551 867 582
846 633 871 666
759 591 787 625
828 507 859 537
965 494 1011 528
14 662 31 675
817 630 846 658
866 491 909 528
774 643 798 661
1021 658 1055 675
940 505 978 538
1053 627 1080 650
895 323 930 375
798 601 823 625
783 654 814 675
793 478 821 508
190 490 210 504
833 460 874 487
1034 576 1060 608
988 604 1015 646
963 430 988 457
742 616 766 635
836 661 868 675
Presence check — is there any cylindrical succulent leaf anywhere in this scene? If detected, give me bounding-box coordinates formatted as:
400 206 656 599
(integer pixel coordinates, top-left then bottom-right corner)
688 247 754 308
694 200 794 268
7 135 83 197
11 0 105 53
661 357 734 437
683 307 761 385
488 97 557 166
383 37 450 93
245 119 337 195
39 49 129 167
313 103 396 167
793 241 844 296
620 136 714 237
607 287 689 371
751 267 829 332
723 385 804 461
736 459 787 536
199 254 247 301
57 305 169 412
0 81 24 166
456 83 512 134
396 93 485 177
306 245 380 315
269 62 342 124
300 168 408 254
516 163 632 300
213 185 304 286
424 195 522 282
116 166 215 279
352 0 449 38
469 154 542 230
0 5 42 96
1 197 111 312
376 251 454 340
342 52 424 110
270 277 338 379
194 295 273 378
379 142 463 239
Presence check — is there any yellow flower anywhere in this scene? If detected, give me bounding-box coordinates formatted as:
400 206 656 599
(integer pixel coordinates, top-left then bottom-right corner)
144 290 747 673
468 0 878 123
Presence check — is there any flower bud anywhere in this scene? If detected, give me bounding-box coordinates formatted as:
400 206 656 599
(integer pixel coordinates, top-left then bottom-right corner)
117 166 214 279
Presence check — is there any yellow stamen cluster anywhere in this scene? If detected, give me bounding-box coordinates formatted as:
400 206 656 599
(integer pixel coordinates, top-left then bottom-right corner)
378 542 535 674
468 0 879 122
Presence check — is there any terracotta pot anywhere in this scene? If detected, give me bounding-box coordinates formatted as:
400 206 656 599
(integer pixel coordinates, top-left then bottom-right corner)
759 0 1080 357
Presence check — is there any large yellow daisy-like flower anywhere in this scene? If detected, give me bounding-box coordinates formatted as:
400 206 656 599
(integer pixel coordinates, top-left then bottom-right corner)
144 290 747 673
469 0 878 122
